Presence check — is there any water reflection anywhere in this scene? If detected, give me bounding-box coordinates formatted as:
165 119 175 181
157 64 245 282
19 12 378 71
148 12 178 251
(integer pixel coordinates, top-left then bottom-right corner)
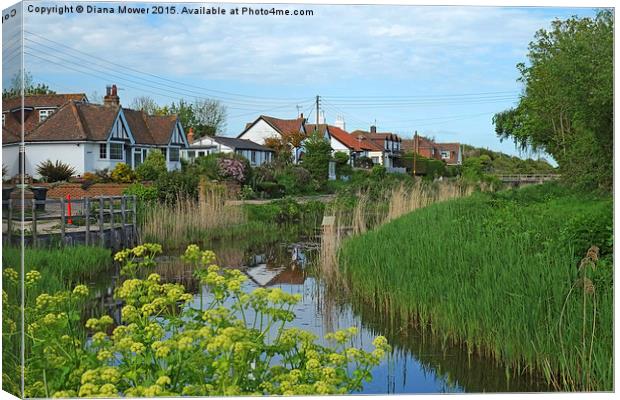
89 238 550 394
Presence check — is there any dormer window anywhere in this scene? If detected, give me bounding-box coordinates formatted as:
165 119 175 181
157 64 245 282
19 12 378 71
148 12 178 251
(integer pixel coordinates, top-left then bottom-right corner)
39 109 54 122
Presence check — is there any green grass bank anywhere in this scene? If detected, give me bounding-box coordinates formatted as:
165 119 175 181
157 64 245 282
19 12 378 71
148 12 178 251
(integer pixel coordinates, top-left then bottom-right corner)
339 183 612 391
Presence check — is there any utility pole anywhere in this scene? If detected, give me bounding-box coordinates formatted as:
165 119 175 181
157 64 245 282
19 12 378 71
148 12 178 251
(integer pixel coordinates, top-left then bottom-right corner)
315 95 320 130
413 130 418 177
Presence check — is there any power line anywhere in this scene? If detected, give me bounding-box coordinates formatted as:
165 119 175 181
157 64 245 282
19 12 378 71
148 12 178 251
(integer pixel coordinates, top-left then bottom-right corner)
24 30 310 103
24 39 311 108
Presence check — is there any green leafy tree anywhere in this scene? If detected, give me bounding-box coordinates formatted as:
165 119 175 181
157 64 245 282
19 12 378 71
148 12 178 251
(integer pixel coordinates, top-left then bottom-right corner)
301 132 332 188
136 151 167 181
493 11 613 191
167 99 227 138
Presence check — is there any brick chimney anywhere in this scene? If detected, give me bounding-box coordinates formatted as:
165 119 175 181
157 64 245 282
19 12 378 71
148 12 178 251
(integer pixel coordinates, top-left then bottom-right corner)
103 84 120 107
187 127 195 144
370 125 377 134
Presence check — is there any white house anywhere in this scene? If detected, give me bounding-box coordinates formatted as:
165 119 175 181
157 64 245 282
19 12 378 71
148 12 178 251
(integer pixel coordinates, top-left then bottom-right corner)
350 127 403 168
183 132 274 167
2 85 189 179
237 115 307 164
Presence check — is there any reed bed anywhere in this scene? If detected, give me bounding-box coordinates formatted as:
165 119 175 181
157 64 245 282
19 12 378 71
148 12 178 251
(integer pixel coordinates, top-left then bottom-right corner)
319 179 473 274
141 188 246 248
338 186 613 391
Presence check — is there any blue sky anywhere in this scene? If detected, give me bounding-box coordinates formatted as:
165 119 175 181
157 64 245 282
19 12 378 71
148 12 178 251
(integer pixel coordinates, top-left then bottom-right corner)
3 2 601 161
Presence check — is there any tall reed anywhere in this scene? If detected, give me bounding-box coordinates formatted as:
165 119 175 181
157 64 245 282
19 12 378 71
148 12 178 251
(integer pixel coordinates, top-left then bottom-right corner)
319 179 473 279
141 182 245 248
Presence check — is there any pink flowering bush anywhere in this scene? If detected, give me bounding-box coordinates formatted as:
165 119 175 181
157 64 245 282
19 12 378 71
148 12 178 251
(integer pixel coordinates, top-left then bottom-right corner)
217 158 246 183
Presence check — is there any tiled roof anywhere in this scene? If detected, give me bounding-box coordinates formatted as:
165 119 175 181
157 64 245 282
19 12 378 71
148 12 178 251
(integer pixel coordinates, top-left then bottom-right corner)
325 125 378 151
240 115 306 137
210 136 274 152
145 114 178 145
2 93 87 111
2 127 21 144
25 102 119 142
122 108 155 144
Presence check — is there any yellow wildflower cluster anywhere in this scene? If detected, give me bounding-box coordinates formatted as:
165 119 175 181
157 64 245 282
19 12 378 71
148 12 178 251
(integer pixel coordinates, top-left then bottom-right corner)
25 270 41 287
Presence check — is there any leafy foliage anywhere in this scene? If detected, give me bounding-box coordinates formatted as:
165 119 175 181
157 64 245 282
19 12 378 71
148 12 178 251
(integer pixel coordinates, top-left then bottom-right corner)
301 133 332 188
36 160 76 182
493 11 613 191
110 163 136 184
136 151 167 181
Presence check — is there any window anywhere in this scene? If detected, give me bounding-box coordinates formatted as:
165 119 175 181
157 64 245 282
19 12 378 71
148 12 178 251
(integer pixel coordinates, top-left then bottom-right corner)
134 148 143 166
2 114 5 127
371 157 380 164
110 143 123 160
39 109 54 122
197 151 205 157
160 148 167 159
169 147 180 162
99 143 107 159
440 151 450 160
251 151 256 164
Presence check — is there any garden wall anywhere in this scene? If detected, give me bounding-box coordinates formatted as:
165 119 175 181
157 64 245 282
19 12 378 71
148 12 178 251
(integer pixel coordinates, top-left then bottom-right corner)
36 183 137 199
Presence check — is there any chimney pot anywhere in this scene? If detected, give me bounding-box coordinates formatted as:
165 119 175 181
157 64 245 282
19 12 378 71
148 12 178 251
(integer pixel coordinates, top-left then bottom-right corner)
103 84 120 107
187 127 195 143
370 125 377 134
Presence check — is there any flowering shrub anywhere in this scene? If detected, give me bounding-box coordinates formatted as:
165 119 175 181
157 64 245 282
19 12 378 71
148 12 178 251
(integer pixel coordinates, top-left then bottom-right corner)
217 158 246 183
9 244 389 397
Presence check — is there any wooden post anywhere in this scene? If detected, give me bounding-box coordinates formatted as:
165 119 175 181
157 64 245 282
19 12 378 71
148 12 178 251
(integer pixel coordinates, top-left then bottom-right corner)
84 197 90 246
60 197 66 245
120 196 127 247
109 197 116 248
7 199 13 245
31 198 37 247
99 197 105 247
131 195 137 245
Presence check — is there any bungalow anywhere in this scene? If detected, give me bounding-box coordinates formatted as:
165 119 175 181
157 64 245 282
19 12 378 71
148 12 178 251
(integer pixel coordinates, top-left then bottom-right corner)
402 135 462 165
184 130 274 167
2 85 189 179
237 114 307 163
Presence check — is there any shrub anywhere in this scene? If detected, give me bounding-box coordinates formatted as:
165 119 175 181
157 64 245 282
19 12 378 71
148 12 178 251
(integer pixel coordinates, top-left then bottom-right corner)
35 160 76 182
371 165 386 178
155 170 199 204
123 183 158 203
256 181 285 198
301 133 332 188
354 156 374 169
218 158 247 184
110 163 136 183
136 151 167 181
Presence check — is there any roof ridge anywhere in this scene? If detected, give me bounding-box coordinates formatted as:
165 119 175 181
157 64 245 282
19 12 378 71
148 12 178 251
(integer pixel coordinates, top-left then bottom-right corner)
71 101 89 140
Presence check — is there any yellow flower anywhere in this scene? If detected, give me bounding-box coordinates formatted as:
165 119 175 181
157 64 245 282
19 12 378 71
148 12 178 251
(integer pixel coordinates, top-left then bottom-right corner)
155 376 171 386
97 349 113 361
72 284 89 297
130 342 146 354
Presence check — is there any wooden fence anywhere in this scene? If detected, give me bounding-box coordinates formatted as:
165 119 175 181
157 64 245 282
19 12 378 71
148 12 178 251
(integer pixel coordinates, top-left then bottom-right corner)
2 195 138 249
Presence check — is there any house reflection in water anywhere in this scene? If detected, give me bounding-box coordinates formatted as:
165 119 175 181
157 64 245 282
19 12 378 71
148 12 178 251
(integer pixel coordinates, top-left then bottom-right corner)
243 244 308 287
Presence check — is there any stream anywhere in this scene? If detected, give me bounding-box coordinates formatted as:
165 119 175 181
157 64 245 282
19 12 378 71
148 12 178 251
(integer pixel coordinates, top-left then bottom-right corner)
88 236 552 394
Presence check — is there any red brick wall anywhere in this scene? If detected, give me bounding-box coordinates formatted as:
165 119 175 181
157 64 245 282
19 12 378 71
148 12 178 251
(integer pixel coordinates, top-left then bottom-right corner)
36 183 135 199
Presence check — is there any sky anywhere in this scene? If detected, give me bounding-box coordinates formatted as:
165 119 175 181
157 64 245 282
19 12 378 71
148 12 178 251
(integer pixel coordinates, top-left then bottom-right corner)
2 1 602 161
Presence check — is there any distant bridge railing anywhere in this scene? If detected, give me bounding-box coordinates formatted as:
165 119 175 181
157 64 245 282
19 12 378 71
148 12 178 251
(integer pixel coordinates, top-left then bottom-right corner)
495 174 561 183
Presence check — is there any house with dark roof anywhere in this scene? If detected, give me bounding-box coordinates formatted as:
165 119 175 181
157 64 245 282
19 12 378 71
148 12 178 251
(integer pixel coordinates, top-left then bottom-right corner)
2 85 189 179
184 130 274 166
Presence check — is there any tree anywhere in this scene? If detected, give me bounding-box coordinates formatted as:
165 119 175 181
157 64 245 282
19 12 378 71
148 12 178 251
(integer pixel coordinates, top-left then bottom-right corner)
493 10 613 191
130 96 161 115
2 71 55 99
167 99 227 138
301 131 332 188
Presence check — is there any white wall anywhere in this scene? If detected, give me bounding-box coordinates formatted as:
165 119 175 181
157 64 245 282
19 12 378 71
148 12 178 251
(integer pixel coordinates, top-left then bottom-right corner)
2 144 20 177
238 119 281 145
24 142 86 178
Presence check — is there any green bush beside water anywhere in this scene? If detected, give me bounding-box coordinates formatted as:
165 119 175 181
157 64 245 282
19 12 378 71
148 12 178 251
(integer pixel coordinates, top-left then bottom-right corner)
339 183 612 391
